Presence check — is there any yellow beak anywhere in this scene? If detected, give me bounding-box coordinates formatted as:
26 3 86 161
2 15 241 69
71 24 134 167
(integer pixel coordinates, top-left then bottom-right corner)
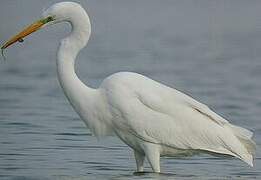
1 20 45 49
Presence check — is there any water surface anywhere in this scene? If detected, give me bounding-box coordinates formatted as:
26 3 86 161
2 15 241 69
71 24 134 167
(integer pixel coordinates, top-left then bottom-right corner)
0 0 260 179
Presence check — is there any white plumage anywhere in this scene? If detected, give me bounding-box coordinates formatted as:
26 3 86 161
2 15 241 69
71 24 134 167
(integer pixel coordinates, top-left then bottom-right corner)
98 72 255 171
2 2 256 173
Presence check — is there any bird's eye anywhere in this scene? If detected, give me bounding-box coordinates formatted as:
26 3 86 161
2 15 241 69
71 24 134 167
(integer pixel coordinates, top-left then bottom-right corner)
47 16 54 22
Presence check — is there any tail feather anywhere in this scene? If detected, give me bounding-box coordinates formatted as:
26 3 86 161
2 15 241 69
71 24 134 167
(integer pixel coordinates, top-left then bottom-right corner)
227 124 256 166
236 151 254 167
229 124 253 139
237 137 256 155
229 124 256 155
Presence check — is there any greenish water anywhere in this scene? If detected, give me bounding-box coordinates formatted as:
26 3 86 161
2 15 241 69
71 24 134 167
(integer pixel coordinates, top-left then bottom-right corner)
0 0 260 179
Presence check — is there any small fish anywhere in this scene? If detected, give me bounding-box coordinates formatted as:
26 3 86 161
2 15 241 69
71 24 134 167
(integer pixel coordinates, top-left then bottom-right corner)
1 38 24 61
1 48 6 61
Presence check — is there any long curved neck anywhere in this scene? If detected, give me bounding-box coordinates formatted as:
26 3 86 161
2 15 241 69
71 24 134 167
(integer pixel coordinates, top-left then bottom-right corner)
57 11 94 111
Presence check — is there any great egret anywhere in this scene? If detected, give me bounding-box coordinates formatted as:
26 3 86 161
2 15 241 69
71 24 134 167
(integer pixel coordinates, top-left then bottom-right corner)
1 2 256 173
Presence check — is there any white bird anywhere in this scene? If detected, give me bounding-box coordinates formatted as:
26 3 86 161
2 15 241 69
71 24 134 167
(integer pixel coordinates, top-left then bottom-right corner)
1 2 256 173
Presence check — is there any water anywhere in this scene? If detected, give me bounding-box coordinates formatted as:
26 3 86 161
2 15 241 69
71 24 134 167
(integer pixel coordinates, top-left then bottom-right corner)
0 0 261 179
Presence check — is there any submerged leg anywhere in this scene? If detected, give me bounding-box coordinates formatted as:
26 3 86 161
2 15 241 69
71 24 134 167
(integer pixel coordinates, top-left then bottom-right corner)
134 150 145 172
144 143 160 173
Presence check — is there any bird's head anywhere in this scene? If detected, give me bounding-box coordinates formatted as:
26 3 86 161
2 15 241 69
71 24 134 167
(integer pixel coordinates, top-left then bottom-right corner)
1 2 86 53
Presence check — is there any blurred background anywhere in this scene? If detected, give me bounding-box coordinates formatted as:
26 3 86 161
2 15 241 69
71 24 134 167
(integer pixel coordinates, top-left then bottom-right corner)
0 0 260 179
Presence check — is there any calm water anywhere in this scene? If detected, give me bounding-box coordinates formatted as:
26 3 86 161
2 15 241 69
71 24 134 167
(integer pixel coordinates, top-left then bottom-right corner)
0 0 261 179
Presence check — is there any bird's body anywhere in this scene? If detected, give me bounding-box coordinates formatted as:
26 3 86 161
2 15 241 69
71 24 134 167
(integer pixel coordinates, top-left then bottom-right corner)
1 2 255 173
92 72 255 172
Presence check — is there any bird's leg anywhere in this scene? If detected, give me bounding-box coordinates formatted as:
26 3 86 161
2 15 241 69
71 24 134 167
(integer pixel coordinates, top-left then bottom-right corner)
143 144 160 173
134 150 145 172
